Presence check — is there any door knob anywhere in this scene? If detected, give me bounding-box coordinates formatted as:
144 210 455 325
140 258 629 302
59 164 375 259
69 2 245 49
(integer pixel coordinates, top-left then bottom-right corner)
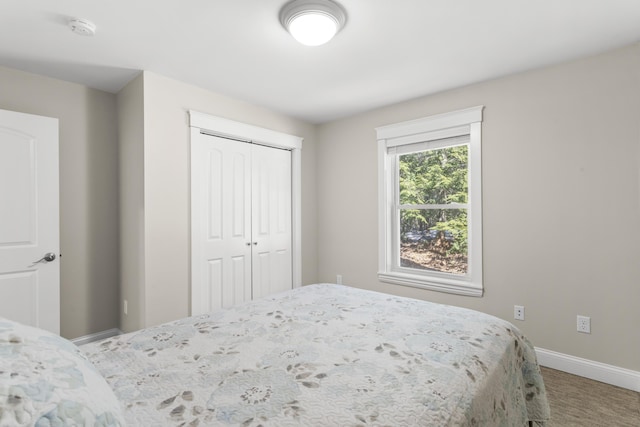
32 252 56 265
43 252 56 262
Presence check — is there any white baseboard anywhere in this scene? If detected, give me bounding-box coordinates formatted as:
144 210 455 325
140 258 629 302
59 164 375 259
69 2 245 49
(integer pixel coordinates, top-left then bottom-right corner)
535 347 640 392
71 328 122 346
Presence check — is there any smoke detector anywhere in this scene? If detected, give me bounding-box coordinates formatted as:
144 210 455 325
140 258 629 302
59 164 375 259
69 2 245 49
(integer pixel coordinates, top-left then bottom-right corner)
69 18 96 36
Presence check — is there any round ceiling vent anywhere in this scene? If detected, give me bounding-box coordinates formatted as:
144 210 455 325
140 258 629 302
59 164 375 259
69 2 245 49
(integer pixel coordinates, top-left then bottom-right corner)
69 18 96 36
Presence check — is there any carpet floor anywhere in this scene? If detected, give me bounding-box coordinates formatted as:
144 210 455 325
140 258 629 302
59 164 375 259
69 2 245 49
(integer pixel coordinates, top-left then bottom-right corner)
541 367 640 426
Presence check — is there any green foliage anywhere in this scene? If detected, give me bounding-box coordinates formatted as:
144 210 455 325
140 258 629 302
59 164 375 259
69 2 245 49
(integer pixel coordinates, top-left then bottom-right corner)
399 144 468 255
432 212 467 254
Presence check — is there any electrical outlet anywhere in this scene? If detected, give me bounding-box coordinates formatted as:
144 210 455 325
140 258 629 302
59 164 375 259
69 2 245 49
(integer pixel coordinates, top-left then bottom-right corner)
123 299 128 315
514 305 525 321
577 315 591 334
336 274 342 285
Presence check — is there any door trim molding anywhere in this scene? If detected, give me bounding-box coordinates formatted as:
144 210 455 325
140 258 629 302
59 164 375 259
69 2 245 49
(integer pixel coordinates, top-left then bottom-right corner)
189 111 304 303
190 111 302 150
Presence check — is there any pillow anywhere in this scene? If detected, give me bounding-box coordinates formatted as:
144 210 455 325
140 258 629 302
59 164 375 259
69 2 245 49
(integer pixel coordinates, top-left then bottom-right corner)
0 318 125 426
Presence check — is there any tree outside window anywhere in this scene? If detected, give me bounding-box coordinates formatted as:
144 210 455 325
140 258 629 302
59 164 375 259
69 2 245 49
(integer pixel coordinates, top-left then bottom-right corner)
399 144 469 275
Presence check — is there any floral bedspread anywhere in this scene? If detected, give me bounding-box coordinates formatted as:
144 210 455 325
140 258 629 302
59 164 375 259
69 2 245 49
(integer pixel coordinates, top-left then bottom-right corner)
81 284 549 426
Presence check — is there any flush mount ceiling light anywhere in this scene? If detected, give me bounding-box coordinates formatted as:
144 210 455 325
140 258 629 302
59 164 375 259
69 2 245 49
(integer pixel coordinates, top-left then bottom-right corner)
280 0 346 46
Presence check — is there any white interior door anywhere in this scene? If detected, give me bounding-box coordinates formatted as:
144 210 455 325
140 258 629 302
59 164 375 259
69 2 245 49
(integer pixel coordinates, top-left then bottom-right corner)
0 109 60 334
191 131 293 315
251 144 292 299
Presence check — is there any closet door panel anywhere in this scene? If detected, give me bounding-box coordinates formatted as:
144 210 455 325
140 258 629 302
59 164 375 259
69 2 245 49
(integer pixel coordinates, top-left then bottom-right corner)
192 134 252 314
206 258 222 310
252 144 292 298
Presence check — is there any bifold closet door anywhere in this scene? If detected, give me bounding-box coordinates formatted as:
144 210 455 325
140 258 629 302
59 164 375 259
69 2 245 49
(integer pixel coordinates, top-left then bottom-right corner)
191 133 292 315
251 144 292 299
192 134 252 314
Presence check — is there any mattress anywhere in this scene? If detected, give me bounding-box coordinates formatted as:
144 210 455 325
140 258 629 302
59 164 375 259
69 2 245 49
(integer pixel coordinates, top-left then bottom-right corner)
81 284 550 426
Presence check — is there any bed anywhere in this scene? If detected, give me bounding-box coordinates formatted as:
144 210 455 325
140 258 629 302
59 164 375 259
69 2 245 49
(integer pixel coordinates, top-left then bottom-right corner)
1 284 549 426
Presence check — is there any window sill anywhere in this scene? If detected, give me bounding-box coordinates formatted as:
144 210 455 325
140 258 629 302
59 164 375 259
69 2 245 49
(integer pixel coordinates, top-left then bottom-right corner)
378 271 483 297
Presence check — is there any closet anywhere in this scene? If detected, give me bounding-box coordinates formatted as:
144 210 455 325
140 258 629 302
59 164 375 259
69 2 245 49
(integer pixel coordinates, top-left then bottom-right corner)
190 112 302 315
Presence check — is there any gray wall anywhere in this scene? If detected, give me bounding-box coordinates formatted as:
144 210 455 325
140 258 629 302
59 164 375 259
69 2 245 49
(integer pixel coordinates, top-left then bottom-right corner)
315 44 640 371
0 66 120 339
117 74 145 333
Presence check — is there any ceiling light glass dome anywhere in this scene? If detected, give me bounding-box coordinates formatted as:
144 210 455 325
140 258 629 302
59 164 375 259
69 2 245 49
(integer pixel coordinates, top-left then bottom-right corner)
280 0 347 46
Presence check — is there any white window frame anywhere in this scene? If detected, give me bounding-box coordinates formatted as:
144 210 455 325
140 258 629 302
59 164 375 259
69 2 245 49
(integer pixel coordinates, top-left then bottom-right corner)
376 106 484 297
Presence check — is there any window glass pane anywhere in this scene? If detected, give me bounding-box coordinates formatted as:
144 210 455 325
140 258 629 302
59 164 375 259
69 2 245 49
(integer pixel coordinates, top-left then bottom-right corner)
400 209 467 275
399 145 468 205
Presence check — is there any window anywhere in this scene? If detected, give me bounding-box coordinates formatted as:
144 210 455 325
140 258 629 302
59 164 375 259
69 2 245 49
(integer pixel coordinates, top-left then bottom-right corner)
376 106 483 296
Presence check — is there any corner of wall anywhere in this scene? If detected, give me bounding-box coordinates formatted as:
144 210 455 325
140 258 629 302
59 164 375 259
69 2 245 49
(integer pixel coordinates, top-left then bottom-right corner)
117 73 145 333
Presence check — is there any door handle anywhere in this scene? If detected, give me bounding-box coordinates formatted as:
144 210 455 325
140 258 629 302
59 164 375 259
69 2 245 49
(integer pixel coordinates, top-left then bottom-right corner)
31 252 57 266
43 252 57 262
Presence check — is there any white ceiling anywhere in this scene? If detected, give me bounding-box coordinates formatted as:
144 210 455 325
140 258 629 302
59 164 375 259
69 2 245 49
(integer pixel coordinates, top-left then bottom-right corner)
2 0 640 124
